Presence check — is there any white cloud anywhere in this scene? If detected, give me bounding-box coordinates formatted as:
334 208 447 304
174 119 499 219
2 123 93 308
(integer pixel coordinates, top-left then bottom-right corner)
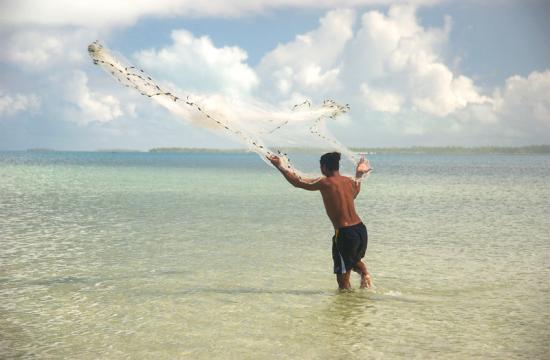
255 4 548 145
1 1 547 147
258 9 355 96
491 70 550 141
494 71 550 121
0 28 97 70
134 29 258 96
0 90 40 117
347 5 489 116
398 70 550 145
0 0 440 28
65 71 124 124
257 5 489 116
360 83 403 113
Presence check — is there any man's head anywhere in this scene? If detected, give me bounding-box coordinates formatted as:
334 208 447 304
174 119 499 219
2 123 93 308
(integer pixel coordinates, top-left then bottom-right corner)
320 152 341 176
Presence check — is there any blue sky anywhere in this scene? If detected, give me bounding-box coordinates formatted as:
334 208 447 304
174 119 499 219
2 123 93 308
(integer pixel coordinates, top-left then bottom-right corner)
0 0 549 150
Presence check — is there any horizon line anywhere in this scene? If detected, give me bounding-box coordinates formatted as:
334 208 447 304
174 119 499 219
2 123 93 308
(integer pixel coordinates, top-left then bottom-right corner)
7 144 550 154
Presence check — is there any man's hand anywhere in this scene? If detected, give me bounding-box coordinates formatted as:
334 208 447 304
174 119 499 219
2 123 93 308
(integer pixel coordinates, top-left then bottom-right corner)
356 155 372 177
267 155 282 168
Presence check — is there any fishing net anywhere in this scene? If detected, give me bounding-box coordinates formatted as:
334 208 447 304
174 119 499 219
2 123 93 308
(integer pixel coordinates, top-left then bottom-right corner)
88 41 370 180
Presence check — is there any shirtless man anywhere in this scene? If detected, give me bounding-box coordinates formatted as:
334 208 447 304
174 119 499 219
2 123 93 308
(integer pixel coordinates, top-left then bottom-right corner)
267 152 372 290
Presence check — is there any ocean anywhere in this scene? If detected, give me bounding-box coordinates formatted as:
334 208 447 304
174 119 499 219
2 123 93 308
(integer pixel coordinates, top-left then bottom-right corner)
1 151 549 359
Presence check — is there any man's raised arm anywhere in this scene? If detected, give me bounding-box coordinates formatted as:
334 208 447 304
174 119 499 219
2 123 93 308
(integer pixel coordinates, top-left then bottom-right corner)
267 155 323 191
353 155 372 198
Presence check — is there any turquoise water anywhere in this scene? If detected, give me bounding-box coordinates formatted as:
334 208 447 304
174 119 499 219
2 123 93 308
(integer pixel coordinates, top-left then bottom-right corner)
1 151 549 359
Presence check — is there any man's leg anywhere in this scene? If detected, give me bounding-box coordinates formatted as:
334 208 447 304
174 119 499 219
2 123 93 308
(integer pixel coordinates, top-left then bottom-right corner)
353 260 372 289
336 270 352 290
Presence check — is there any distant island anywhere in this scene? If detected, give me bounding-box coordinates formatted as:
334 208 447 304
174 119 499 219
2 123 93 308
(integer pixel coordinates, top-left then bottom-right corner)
26 148 57 152
148 145 550 155
149 147 247 153
97 149 144 153
351 145 550 155
20 145 549 154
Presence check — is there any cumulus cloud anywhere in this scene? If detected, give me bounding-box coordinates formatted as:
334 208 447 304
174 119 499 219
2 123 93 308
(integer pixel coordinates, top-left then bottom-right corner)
0 90 40 117
360 83 403 113
134 29 258 95
258 9 355 96
492 70 550 141
64 71 124 124
441 70 550 144
257 5 489 116
0 0 547 147
0 0 440 28
346 5 489 116
0 28 97 70
255 4 548 144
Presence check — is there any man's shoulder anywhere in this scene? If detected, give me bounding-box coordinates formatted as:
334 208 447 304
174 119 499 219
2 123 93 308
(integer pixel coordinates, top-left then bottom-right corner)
317 176 329 185
337 175 359 190
323 175 353 186
337 175 355 183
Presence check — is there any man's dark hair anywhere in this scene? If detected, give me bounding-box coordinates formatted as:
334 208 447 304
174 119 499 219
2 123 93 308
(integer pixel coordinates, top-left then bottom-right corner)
320 152 341 171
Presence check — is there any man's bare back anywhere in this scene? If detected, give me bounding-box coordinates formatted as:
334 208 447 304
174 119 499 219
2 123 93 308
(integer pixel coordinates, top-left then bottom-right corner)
267 152 373 289
318 175 362 229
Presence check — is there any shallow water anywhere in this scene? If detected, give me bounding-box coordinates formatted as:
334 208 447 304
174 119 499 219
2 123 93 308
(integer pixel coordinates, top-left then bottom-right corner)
1 152 549 359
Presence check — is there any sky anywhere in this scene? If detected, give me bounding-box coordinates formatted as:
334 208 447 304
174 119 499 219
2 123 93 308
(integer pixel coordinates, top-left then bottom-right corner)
0 0 549 150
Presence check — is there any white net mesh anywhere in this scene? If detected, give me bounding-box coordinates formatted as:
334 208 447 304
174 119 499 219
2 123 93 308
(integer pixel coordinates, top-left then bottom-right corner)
88 41 370 180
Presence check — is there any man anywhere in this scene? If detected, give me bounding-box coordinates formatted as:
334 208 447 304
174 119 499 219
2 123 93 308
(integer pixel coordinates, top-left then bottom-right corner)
267 152 372 290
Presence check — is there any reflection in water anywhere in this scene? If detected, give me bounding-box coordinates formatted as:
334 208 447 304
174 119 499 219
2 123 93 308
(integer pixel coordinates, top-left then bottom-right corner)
327 290 374 327
318 290 376 358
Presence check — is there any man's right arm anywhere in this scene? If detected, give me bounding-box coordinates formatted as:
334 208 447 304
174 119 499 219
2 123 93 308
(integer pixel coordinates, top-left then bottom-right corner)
267 155 323 191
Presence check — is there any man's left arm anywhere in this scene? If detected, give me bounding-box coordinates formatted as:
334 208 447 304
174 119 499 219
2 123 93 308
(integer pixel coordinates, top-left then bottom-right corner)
353 178 361 199
353 155 372 198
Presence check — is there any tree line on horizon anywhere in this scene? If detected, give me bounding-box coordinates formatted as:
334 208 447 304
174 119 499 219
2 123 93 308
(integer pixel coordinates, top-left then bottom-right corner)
23 145 550 154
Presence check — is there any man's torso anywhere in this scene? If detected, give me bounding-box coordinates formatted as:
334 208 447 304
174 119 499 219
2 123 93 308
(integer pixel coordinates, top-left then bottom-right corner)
319 175 361 229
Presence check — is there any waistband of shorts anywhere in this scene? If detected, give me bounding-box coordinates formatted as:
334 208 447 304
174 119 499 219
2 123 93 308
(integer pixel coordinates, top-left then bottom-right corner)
335 221 364 234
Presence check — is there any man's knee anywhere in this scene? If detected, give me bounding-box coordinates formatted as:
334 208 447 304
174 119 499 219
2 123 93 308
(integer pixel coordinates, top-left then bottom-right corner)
354 260 367 274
